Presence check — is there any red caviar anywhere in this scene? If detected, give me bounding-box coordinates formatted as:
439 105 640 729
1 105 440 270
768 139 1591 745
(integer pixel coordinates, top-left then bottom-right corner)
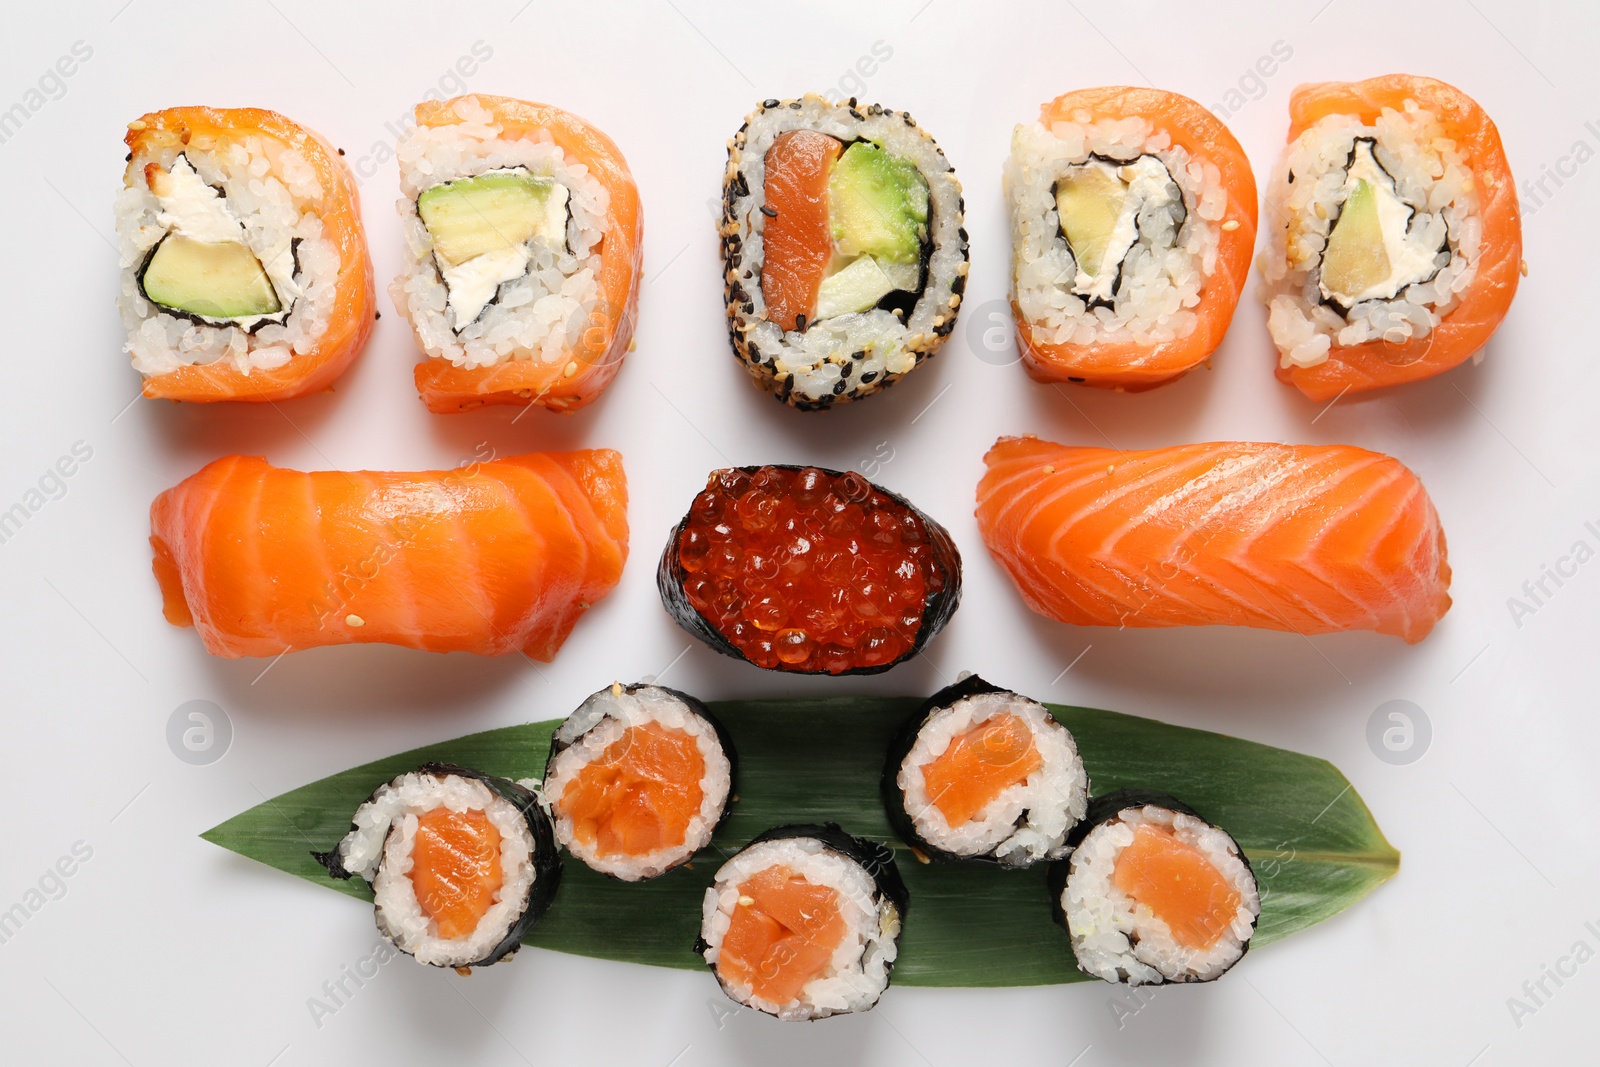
676 467 945 673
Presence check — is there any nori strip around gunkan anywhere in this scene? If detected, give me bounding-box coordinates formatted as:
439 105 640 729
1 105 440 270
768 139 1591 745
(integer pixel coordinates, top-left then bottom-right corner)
544 682 738 881
312 763 562 969
1048 788 1259 985
657 465 961 676
694 823 910 1016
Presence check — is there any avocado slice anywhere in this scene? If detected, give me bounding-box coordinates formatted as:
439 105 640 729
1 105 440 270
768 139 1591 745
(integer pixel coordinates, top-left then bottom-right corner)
1320 178 1390 301
827 142 929 264
141 234 281 320
418 170 567 266
1055 163 1127 280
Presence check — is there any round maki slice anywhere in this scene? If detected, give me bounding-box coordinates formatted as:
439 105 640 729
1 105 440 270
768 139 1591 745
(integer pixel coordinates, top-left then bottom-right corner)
883 675 1088 866
721 94 968 410
659 466 961 675
544 682 735 881
313 764 561 970
1049 789 1260 985
696 824 908 1021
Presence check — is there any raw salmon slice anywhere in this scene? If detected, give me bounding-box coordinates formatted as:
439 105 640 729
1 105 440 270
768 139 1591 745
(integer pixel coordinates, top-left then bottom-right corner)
411 807 504 940
921 715 1042 826
975 436 1451 643
759 130 842 331
720 865 846 1004
559 722 706 857
1112 823 1240 950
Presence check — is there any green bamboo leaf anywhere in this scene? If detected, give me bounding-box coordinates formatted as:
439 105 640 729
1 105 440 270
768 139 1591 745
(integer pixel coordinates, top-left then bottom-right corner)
201 697 1397 987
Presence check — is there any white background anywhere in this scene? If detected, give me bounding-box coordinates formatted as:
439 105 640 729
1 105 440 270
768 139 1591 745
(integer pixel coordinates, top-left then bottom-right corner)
1 1 1594 1063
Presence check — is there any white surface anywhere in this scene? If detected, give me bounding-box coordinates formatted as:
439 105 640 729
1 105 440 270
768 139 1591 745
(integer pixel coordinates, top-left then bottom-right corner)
0 1 1594 1064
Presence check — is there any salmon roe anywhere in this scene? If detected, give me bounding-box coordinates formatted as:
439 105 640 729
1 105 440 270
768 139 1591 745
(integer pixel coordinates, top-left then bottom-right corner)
676 467 945 673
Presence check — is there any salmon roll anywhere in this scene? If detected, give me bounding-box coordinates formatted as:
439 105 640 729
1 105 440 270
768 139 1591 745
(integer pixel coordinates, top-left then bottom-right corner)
149 450 628 659
1007 88 1257 390
721 95 968 410
697 824 908 1020
391 94 642 414
117 107 375 402
314 764 562 970
883 675 1088 867
1259 75 1522 399
544 682 734 881
1050 790 1260 985
658 465 961 675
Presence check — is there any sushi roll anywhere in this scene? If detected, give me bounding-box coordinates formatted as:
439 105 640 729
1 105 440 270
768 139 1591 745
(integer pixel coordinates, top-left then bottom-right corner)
391 94 642 414
1259 75 1522 399
658 465 961 674
150 450 628 658
1049 789 1260 985
544 682 735 881
314 764 562 970
1005 87 1257 390
882 675 1088 866
697 824 908 1020
117 107 375 402
720 95 968 410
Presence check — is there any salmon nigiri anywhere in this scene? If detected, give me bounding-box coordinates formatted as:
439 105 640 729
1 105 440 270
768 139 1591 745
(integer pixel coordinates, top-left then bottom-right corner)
1259 75 1521 399
150 450 627 658
1006 87 1257 390
976 436 1450 643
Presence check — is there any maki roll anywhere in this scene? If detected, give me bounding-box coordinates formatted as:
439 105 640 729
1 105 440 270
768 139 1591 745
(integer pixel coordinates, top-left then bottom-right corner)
658 465 961 674
117 107 376 402
1049 789 1260 985
1259 75 1521 399
1006 87 1257 390
391 94 642 414
544 682 734 881
720 95 968 409
883 675 1088 866
314 764 561 970
697 824 908 1020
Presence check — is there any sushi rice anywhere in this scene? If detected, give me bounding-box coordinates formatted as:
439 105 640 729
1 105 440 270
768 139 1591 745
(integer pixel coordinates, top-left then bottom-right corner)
117 135 342 377
1006 113 1228 349
1259 100 1479 369
1060 801 1259 985
545 683 733 881
391 95 608 370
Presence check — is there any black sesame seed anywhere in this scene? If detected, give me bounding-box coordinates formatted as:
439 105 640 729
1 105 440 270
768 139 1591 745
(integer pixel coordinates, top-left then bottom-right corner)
795 313 807 330
763 98 779 109
788 101 801 109
861 371 878 383
833 379 847 394
760 205 778 218
337 147 345 156
1069 376 1086 383
841 362 853 377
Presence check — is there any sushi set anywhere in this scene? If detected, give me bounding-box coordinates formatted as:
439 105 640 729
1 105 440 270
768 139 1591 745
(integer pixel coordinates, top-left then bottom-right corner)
132 74 1520 1016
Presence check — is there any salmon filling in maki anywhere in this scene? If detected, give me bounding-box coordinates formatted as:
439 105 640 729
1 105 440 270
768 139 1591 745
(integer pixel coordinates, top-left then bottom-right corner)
698 825 908 1020
885 676 1088 866
1051 791 1259 985
721 95 968 409
545 683 734 881
658 466 961 675
315 766 562 970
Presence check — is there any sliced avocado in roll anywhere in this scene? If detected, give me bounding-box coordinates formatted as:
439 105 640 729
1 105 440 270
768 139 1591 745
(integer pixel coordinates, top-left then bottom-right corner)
142 235 282 319
813 256 924 319
1054 155 1185 305
1319 138 1447 309
827 142 930 264
1055 164 1127 282
417 168 570 329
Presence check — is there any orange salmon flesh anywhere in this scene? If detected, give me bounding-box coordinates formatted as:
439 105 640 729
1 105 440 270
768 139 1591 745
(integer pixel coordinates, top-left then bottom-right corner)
921 715 1042 826
1112 823 1240 951
759 129 842 331
410 807 504 940
559 722 706 858
719 865 847 1004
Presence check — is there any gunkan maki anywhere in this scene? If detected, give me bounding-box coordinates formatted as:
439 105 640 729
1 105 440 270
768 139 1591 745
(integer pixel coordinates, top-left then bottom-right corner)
658 465 961 674
313 764 561 970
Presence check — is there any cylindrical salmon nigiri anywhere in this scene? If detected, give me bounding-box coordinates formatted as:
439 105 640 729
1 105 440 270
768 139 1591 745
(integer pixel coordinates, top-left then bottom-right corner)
391 94 643 414
1259 75 1521 400
1006 87 1257 390
976 436 1451 644
118 107 376 403
150 451 628 658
